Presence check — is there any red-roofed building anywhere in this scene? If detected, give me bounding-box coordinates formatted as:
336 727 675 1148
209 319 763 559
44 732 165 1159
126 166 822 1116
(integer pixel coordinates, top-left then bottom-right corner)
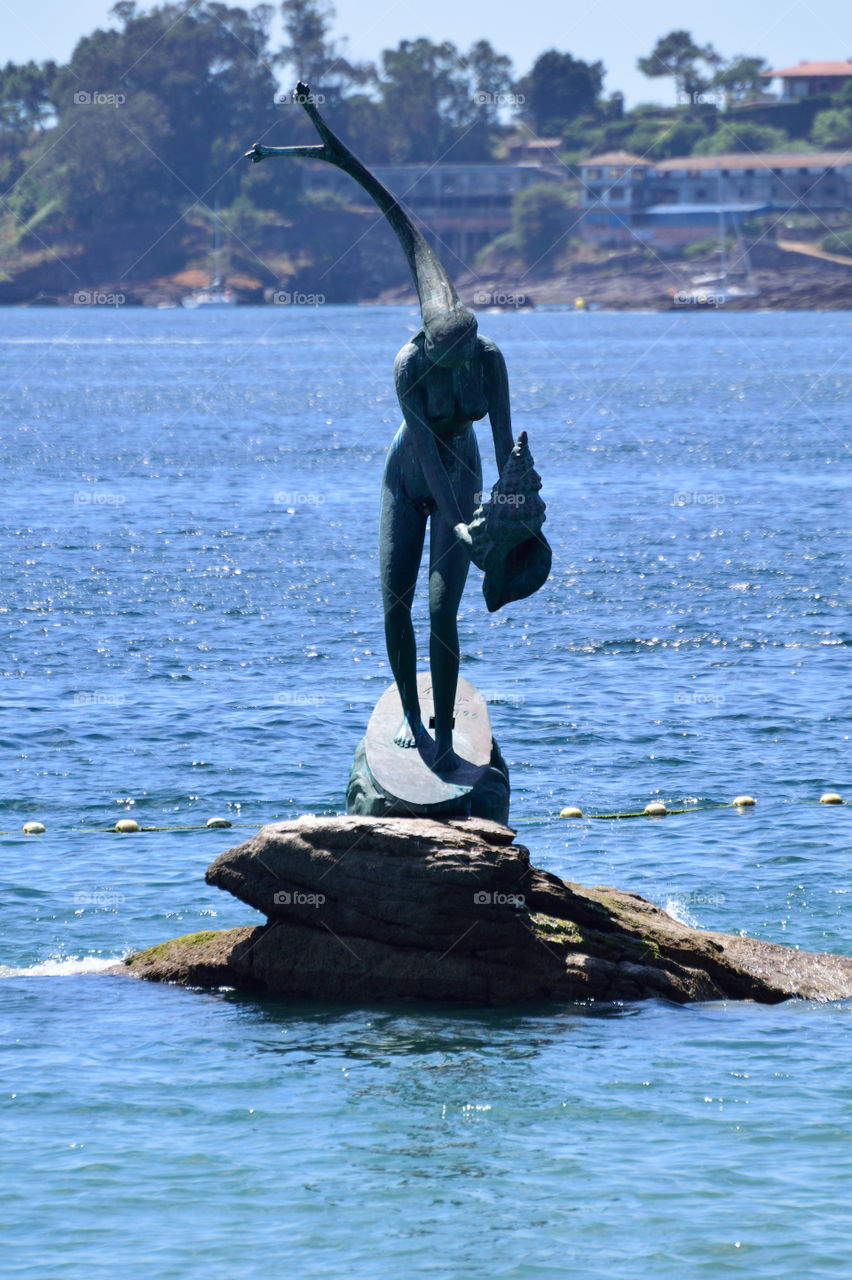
760 60 852 99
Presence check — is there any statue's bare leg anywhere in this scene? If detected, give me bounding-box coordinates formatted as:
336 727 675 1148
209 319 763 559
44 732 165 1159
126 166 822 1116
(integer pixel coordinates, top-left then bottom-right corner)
428 519 470 772
428 430 481 773
380 448 427 750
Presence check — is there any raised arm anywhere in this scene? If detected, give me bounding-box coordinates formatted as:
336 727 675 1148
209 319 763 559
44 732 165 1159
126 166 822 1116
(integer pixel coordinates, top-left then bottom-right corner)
247 83 458 326
479 337 514 475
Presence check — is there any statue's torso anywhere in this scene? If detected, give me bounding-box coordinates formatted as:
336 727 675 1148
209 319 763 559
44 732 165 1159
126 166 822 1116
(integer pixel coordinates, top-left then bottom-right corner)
413 343 489 436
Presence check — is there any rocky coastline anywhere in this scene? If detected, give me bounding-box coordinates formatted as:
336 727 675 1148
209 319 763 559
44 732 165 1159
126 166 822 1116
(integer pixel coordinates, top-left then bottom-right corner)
5 240 852 311
117 816 852 1005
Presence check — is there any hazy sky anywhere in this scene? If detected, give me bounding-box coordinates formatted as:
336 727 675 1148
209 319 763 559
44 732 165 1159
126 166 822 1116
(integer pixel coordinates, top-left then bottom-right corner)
3 0 852 107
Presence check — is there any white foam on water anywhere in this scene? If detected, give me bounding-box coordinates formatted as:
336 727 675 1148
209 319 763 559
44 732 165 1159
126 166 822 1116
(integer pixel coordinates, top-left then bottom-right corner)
663 898 700 929
0 955 125 978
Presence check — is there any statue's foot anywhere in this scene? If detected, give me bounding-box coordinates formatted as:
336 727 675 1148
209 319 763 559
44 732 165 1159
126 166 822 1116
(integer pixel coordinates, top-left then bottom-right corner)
394 716 424 749
433 735 462 774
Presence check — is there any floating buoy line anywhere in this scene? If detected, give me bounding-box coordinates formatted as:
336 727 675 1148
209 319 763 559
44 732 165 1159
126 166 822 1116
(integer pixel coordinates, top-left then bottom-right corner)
8 817 257 837
558 792 847 820
2 792 847 835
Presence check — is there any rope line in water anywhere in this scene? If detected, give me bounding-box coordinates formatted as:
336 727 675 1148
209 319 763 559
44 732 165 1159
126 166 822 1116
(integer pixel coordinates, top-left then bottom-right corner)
2 793 847 836
562 793 847 820
587 802 735 820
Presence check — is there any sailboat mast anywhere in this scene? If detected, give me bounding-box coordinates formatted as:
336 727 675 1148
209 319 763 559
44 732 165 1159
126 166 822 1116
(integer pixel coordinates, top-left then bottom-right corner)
718 171 727 281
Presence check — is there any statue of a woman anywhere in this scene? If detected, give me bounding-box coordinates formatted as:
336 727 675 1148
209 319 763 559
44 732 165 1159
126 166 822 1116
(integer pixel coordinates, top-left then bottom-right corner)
248 86 549 774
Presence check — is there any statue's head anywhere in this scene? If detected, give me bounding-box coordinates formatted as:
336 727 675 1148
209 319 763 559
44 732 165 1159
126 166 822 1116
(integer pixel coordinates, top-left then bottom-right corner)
423 306 478 369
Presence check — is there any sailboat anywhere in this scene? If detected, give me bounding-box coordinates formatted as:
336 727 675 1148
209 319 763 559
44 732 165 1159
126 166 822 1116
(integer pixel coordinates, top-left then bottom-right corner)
182 204 236 308
672 172 760 306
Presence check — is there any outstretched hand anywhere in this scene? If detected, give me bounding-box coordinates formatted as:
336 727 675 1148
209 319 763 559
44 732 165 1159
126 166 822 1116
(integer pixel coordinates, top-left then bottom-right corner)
245 142 269 163
453 523 473 550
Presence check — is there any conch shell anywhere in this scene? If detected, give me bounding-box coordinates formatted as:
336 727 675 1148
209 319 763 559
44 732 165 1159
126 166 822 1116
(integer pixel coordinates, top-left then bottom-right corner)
467 431 552 612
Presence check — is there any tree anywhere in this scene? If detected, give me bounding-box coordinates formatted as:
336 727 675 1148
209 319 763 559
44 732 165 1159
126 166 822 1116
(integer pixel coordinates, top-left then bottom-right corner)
464 39 514 131
373 38 511 162
3 1 283 271
646 119 707 158
831 80 852 108
637 31 719 103
375 39 462 161
692 121 790 155
0 59 59 191
820 229 852 255
512 181 572 270
279 0 370 109
0 60 58 134
811 107 852 149
51 1 281 199
712 55 769 104
516 50 604 134
7 89 176 230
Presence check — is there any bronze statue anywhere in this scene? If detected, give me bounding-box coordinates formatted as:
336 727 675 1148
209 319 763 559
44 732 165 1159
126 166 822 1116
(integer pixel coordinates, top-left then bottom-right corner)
248 86 550 777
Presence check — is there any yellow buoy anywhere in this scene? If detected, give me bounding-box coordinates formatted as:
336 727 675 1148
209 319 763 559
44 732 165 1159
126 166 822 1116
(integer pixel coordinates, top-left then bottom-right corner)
732 795 756 807
206 816 232 828
559 806 583 819
23 821 46 835
644 801 667 816
115 818 140 833
820 792 844 805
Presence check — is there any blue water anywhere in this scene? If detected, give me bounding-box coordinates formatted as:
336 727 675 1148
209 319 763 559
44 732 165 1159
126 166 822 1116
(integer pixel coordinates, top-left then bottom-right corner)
1 305 851 1277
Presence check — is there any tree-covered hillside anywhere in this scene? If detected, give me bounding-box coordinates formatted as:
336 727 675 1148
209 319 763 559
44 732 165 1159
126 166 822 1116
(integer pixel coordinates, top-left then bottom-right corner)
1 4 849 301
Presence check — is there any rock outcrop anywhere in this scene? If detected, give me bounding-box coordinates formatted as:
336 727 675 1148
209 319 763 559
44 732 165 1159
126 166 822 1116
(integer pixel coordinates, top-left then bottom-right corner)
119 816 852 1005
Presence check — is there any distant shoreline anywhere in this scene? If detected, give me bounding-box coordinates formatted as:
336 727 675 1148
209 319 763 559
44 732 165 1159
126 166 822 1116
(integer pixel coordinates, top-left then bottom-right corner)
5 246 852 313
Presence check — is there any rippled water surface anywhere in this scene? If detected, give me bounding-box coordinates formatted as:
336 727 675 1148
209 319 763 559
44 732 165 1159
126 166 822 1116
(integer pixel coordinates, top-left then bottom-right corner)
2 306 851 1277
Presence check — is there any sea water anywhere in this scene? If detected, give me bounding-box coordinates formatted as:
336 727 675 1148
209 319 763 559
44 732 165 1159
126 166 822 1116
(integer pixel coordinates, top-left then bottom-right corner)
1 305 851 1277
